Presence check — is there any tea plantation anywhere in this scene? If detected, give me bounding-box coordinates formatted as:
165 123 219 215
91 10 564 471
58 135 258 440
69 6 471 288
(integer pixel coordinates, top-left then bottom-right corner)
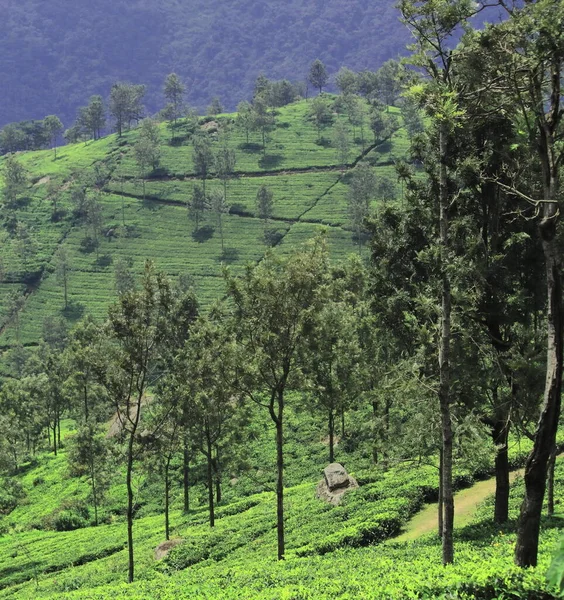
0 99 405 350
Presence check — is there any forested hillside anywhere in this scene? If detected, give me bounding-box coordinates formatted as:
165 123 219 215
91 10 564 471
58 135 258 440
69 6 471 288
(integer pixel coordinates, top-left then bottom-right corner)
0 0 408 127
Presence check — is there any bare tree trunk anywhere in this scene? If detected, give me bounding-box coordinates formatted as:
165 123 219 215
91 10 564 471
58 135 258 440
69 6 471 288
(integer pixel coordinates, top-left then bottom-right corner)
328 409 335 464
515 173 562 567
206 430 215 528
438 447 443 538
547 445 557 516
165 456 171 540
270 387 285 561
439 124 454 565
126 432 135 583
493 412 510 524
183 441 190 513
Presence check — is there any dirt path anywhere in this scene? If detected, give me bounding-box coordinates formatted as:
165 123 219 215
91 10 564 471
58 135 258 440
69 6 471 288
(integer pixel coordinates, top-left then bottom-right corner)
392 469 527 543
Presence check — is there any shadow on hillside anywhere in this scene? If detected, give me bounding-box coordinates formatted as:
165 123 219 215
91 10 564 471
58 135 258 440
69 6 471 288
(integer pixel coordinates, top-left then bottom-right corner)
315 137 332 148
62 301 85 321
217 247 240 263
259 154 283 169
240 142 263 153
96 254 113 268
229 203 251 216
192 225 214 243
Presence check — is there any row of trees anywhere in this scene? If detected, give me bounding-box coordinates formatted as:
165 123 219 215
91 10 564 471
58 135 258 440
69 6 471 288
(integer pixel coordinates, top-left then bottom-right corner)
387 0 564 568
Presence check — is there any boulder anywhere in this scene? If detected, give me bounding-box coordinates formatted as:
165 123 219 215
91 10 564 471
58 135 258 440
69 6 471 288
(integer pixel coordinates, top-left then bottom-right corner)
154 537 183 560
316 462 358 505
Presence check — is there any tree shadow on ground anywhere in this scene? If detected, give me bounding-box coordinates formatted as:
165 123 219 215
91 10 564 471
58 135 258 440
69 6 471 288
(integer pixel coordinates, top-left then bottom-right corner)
192 225 215 243
216 247 240 263
259 154 284 169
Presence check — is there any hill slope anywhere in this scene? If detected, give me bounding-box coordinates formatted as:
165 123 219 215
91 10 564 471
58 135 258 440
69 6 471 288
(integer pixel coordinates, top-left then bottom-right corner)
0 98 408 352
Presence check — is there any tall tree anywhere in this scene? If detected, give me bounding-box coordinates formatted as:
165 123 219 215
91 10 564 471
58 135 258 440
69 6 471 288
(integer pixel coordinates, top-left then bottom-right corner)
109 83 146 137
54 245 71 309
214 143 236 203
134 118 161 200
470 0 564 567
2 154 28 209
308 59 329 94
255 184 274 241
188 184 207 232
93 262 176 583
192 134 214 197
398 0 479 565
226 236 328 560
347 162 376 252
209 189 230 253
43 115 63 159
163 73 186 140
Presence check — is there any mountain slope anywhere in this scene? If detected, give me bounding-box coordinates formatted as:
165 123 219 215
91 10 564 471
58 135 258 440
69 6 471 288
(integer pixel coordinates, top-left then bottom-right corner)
0 0 409 127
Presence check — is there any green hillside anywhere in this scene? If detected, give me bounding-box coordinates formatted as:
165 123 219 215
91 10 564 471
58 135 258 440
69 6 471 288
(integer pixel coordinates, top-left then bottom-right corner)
0 393 562 599
0 98 406 351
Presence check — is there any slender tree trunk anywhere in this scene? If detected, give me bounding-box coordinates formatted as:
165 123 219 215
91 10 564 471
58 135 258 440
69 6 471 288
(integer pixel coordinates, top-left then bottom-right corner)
206 431 215 528
493 416 510 524
213 447 222 505
126 432 135 583
183 441 190 513
328 409 335 464
90 456 99 526
438 124 454 565
547 445 557 517
165 457 171 540
515 176 562 567
341 408 345 438
271 387 285 561
57 413 61 447
438 447 443 538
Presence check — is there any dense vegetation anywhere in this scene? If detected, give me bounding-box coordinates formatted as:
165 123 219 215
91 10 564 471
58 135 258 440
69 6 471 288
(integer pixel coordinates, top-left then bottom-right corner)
1 0 564 598
0 0 413 128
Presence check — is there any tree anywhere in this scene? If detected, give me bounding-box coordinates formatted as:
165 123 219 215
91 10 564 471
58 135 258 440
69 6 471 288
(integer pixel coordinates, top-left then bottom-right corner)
347 162 376 251
236 101 256 144
214 143 236 203
163 73 186 140
226 235 328 560
333 121 350 170
43 115 63 159
309 96 333 142
67 423 110 526
335 67 359 96
255 184 274 242
252 96 275 156
376 59 404 108
192 134 214 197
93 262 177 583
134 118 161 200
399 0 481 565
77 96 106 140
176 315 236 527
2 154 28 209
369 105 399 144
109 83 146 137
467 0 564 568
188 184 207 231
209 189 230 253
54 245 71 309
306 299 361 463
346 95 367 149
114 256 136 296
207 97 223 115
308 59 329 94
